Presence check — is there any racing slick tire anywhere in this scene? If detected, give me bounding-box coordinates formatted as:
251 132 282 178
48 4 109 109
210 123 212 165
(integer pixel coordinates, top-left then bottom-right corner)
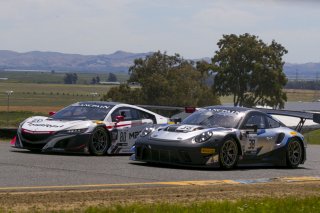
286 138 303 168
89 127 109 156
219 137 239 169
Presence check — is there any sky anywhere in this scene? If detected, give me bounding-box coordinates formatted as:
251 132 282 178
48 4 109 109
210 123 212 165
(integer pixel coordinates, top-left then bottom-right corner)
0 0 319 63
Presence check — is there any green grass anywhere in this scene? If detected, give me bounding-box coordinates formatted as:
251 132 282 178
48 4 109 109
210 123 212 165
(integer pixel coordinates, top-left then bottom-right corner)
83 196 320 213
8 196 317 213
0 82 117 107
305 129 320 145
0 111 46 127
0 70 129 84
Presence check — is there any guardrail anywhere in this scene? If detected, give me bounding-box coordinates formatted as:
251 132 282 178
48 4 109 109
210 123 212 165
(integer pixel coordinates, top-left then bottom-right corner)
0 128 17 138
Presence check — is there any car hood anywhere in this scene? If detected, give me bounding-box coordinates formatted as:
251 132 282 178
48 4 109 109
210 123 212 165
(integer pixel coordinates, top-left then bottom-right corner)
20 116 94 132
149 124 232 141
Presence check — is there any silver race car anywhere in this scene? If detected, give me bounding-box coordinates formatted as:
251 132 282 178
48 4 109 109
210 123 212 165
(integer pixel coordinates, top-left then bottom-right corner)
11 101 168 155
132 106 320 169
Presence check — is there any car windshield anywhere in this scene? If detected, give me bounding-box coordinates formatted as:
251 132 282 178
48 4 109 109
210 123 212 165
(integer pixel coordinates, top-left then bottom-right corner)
181 109 243 128
51 105 113 121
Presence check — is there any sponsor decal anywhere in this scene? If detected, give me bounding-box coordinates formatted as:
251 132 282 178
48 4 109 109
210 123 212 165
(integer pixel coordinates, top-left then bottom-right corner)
201 148 215 154
177 125 196 132
257 129 266 135
118 131 140 142
26 122 64 128
30 118 44 123
94 120 104 124
208 108 240 114
78 103 110 109
290 131 297 136
129 131 140 140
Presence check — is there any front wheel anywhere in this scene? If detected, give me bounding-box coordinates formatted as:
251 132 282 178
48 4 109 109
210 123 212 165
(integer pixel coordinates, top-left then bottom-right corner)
219 137 239 169
286 138 303 168
89 127 109 156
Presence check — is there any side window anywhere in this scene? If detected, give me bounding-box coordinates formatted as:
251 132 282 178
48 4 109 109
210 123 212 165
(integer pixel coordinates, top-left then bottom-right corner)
111 107 140 122
245 114 266 129
266 117 280 128
139 110 156 123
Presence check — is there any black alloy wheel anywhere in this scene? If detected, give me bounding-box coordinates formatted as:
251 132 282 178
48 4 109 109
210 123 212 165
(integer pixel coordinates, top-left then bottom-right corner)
89 127 109 156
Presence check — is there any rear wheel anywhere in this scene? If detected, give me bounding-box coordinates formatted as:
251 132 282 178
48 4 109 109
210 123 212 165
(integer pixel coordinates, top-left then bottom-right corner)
286 138 303 168
89 127 109 156
219 137 239 169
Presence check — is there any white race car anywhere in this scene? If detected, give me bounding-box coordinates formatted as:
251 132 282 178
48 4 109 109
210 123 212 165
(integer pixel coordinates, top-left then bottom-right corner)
11 101 168 155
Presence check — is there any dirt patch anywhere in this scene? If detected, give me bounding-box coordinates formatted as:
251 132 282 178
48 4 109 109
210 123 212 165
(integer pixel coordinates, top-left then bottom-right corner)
0 181 319 212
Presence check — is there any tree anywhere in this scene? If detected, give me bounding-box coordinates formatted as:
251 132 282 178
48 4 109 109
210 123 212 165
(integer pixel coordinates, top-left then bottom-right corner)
96 75 100 84
104 84 143 104
91 77 96 84
102 51 220 107
107 73 118 82
211 33 288 108
63 73 78 84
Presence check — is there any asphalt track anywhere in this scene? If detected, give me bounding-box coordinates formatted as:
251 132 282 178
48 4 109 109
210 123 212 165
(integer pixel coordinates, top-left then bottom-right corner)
0 143 319 190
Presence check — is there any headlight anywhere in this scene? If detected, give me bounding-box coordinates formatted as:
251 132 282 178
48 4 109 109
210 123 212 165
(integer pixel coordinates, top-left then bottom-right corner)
194 131 213 143
60 128 88 134
140 127 155 137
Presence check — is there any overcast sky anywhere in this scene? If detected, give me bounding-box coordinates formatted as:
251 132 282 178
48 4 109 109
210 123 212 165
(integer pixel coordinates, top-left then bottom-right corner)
0 0 319 63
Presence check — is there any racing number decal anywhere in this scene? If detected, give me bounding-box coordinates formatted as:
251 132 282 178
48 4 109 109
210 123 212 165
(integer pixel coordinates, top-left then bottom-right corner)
248 138 256 150
120 132 127 142
119 131 140 143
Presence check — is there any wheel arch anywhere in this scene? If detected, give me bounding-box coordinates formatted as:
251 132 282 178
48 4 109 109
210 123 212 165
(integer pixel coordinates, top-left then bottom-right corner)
88 124 112 156
223 133 243 156
95 124 112 147
288 136 305 164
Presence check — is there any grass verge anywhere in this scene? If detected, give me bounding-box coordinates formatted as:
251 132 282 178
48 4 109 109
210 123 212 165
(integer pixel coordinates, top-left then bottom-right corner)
1 196 319 213
305 129 320 145
0 111 46 127
0 182 319 212
82 196 320 213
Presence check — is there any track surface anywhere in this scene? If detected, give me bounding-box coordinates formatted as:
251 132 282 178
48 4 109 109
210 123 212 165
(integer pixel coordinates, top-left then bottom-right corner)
0 143 319 188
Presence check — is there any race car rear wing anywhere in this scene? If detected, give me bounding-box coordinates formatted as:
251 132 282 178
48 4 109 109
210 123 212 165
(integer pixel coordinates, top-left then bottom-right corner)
256 108 320 132
137 105 184 111
138 105 197 123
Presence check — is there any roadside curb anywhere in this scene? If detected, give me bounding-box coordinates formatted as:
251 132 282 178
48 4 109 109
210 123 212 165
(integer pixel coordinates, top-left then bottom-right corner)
0 128 17 138
0 176 319 192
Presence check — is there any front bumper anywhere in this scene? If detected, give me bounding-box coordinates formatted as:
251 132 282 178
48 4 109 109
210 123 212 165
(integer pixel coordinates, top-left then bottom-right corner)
132 138 222 167
13 131 91 154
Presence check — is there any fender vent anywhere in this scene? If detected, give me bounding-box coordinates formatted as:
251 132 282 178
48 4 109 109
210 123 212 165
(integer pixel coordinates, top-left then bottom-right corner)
276 133 285 144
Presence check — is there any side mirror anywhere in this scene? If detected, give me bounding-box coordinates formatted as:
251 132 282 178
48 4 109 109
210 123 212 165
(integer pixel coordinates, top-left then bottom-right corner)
116 115 125 122
243 124 258 133
49 111 56 116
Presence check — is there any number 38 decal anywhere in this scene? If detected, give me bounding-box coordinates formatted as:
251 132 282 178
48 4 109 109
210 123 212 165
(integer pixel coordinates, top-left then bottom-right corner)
248 138 256 149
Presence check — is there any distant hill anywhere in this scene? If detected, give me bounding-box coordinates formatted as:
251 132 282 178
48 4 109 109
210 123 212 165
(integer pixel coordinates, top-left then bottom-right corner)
0 50 319 78
284 63 320 80
0 50 151 73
